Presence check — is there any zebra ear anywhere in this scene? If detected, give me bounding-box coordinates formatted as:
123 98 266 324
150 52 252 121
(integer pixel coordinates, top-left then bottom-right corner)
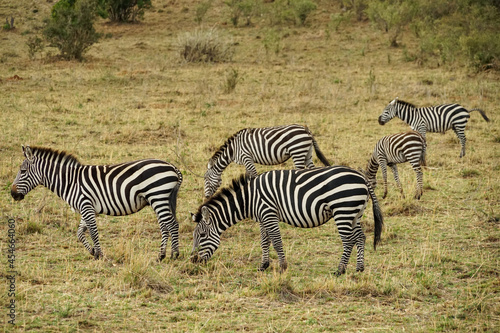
23 145 34 162
201 206 211 224
207 159 214 169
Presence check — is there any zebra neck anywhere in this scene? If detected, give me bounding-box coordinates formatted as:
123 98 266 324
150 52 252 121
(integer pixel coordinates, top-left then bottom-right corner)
212 182 252 232
40 157 81 204
212 145 234 173
397 104 417 125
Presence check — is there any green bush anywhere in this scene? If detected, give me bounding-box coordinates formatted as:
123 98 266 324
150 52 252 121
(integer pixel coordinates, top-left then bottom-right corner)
225 0 261 27
292 0 317 26
195 0 212 25
43 0 100 60
101 0 152 22
177 29 234 63
265 0 316 26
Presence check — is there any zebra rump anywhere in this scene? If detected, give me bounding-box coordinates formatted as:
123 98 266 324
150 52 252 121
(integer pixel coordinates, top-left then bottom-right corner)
192 166 383 275
11 145 183 261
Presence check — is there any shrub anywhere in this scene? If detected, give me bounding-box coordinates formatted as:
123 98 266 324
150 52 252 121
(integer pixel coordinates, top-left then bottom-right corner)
177 29 234 63
43 0 100 60
292 0 317 26
26 36 45 60
195 0 212 25
222 68 241 94
225 0 261 27
102 0 152 22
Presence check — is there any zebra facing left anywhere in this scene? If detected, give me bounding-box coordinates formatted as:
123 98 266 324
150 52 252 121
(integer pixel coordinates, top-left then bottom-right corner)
378 98 489 158
203 124 331 199
11 146 183 261
192 166 383 275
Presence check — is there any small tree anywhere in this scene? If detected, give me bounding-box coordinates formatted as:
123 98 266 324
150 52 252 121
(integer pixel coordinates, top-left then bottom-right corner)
43 0 100 60
103 0 152 23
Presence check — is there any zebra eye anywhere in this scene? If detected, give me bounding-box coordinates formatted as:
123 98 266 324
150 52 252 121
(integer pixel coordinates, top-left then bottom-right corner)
20 169 27 174
199 232 207 239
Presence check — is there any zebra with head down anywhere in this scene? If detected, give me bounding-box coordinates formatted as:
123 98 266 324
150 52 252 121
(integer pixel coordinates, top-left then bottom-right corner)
203 124 330 198
192 166 383 275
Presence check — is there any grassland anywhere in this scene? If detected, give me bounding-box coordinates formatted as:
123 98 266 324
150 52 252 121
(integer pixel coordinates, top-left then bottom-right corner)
0 0 499 331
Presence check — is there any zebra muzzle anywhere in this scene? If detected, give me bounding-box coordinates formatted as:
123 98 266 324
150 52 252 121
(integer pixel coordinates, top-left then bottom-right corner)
378 116 386 125
10 186 24 201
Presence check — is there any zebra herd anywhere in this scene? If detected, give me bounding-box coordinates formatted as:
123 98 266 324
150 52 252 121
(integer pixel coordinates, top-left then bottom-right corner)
10 99 489 275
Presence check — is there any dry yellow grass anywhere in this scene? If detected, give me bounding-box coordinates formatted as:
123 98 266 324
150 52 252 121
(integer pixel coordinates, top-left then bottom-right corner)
0 0 499 332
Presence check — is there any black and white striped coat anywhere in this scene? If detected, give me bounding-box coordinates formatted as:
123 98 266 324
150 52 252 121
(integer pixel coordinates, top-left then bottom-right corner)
11 146 183 261
192 166 383 275
203 124 330 198
365 131 426 200
378 98 489 157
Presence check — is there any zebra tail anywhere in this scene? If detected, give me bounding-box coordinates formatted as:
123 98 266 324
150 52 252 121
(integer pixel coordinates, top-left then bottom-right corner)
367 182 383 250
469 108 490 122
312 139 331 166
420 135 427 167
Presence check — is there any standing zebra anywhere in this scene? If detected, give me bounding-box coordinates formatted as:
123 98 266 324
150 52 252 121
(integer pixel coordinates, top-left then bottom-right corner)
192 166 383 275
365 131 427 200
11 146 183 261
378 98 489 157
204 124 330 198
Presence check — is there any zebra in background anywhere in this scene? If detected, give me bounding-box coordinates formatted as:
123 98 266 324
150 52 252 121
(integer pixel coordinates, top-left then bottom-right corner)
365 131 427 200
378 97 490 158
203 124 330 198
11 146 183 261
192 166 383 275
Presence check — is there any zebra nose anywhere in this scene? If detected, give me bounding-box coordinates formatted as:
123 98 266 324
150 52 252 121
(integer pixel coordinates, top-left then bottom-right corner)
11 187 24 201
378 116 385 125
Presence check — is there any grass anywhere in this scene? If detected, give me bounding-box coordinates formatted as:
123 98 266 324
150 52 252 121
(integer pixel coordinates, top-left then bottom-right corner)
0 0 499 332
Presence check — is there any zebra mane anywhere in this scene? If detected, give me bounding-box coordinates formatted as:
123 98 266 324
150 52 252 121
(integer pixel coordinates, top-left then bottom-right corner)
31 146 81 166
209 128 248 162
395 100 416 109
194 173 250 220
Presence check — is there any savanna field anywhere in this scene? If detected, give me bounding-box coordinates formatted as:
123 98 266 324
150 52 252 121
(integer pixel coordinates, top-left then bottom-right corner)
0 0 499 331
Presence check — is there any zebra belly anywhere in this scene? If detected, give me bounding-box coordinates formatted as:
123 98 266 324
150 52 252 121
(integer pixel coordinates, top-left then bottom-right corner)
95 196 148 216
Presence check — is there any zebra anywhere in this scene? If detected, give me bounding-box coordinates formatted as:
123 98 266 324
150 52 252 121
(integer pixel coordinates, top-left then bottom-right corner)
191 166 383 275
204 124 330 198
365 131 427 200
378 97 490 158
10 146 183 261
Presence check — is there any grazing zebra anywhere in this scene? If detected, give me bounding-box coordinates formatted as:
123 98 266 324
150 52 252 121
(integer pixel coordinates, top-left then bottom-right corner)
192 166 383 275
378 98 490 157
203 124 330 198
11 146 183 261
365 131 427 200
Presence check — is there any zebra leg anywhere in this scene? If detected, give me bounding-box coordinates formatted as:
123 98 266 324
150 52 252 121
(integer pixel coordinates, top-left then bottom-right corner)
243 158 259 178
353 222 366 272
258 224 271 271
84 216 102 260
379 159 389 199
156 207 179 261
265 219 287 272
77 219 94 256
336 220 357 275
410 163 423 200
454 127 467 158
390 164 404 198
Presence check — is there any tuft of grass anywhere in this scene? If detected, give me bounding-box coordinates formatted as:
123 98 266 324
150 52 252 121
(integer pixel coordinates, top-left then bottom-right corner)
177 29 234 63
460 169 480 178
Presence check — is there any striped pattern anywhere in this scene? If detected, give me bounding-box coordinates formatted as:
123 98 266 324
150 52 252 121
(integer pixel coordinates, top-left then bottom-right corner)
192 166 383 275
11 146 182 261
366 131 427 200
204 124 330 198
378 98 489 157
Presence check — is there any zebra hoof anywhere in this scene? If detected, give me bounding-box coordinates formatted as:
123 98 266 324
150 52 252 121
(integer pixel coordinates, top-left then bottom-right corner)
157 253 166 262
170 251 180 260
356 266 365 272
93 249 103 260
259 262 270 271
279 261 288 273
